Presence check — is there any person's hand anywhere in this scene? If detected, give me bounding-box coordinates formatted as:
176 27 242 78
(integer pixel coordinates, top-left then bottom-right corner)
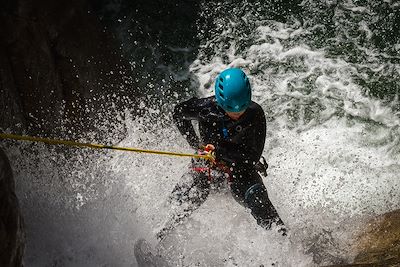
198 144 216 163
204 144 215 152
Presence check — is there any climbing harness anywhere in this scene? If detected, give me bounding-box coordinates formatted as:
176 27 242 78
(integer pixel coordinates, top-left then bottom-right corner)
191 163 232 184
0 133 215 161
191 151 232 184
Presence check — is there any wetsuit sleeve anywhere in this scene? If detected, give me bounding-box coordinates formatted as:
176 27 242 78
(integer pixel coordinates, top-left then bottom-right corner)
216 109 266 165
173 98 201 149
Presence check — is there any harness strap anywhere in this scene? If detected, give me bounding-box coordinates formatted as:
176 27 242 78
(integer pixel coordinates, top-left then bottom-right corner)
191 161 233 184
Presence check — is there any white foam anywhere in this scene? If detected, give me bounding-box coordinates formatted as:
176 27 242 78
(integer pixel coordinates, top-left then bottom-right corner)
7 1 400 266
183 5 400 266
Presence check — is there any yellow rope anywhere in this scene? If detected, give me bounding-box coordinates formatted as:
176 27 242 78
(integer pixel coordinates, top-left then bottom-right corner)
0 133 213 161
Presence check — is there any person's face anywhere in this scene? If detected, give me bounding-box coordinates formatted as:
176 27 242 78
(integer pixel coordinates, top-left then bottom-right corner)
226 110 246 120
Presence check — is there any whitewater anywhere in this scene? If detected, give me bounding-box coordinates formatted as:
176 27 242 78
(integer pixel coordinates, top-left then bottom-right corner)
3 0 400 266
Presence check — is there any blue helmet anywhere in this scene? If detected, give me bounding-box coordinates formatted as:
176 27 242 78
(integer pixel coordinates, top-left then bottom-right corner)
214 68 251 112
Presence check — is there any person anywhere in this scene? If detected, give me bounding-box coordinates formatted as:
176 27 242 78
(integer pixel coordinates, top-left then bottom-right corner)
157 68 285 240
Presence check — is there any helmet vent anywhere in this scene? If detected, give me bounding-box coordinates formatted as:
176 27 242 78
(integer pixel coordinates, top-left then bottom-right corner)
219 84 224 90
219 92 224 99
219 77 224 82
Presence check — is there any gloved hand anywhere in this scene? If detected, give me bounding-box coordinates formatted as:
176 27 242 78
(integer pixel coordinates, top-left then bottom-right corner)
198 144 216 163
203 144 215 152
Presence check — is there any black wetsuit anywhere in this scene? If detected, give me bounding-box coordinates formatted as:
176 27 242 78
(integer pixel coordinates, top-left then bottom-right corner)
159 96 284 239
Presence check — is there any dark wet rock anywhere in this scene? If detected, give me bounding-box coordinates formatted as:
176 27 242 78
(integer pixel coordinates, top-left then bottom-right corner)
324 209 400 267
352 209 400 266
0 148 25 267
0 0 136 138
90 0 202 109
0 0 205 139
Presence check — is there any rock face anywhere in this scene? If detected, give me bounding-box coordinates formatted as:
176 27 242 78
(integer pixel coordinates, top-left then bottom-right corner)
0 1 201 265
352 209 400 266
0 0 136 138
0 148 25 267
0 0 204 138
90 0 202 111
325 209 400 267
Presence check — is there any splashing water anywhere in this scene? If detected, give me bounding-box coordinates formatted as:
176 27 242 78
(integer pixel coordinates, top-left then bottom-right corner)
4 0 400 266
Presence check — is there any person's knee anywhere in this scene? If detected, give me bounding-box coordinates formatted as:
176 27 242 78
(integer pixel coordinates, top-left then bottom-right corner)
244 183 266 208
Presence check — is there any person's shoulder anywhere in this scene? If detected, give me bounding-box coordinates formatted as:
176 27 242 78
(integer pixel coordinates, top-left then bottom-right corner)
180 95 214 104
201 95 216 104
188 95 216 107
246 101 265 123
174 96 216 113
248 101 264 113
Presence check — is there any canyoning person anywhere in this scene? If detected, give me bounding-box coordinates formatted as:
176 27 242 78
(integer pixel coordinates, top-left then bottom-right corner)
157 68 285 239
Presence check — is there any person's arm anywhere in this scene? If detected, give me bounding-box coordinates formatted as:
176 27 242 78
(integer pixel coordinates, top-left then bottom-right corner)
173 97 201 149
